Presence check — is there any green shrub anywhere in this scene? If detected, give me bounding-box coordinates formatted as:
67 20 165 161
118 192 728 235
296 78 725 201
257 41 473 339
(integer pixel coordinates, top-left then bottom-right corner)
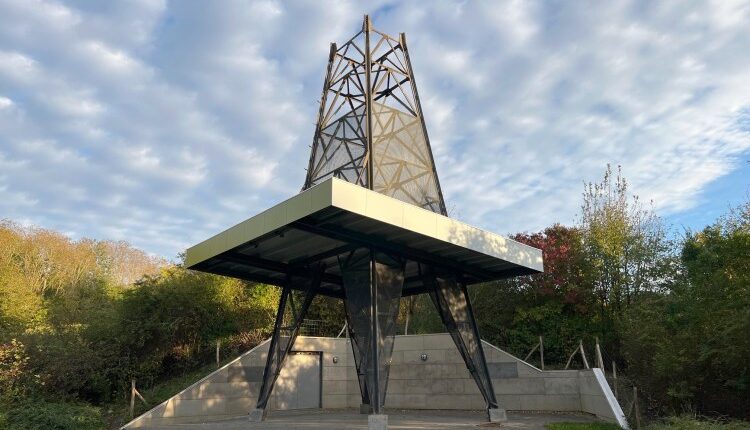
2 400 105 430
545 422 621 430
0 339 39 402
645 416 750 430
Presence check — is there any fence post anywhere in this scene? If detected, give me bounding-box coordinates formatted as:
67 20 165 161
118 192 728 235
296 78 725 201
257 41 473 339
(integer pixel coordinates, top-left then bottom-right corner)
612 360 618 399
524 340 540 362
216 340 221 369
404 296 415 335
595 337 605 369
633 386 641 429
130 379 136 419
579 339 590 369
565 343 579 369
337 320 348 338
539 335 544 370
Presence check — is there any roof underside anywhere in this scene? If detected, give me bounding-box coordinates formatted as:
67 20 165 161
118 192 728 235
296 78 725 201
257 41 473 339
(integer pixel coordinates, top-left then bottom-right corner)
186 179 543 298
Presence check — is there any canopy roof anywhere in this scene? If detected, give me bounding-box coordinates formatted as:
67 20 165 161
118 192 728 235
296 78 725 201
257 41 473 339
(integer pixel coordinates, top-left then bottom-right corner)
186 178 543 298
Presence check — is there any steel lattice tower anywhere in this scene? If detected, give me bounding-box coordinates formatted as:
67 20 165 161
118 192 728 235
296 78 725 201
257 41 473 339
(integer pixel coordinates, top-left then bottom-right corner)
304 15 447 215
185 15 544 429
291 15 499 422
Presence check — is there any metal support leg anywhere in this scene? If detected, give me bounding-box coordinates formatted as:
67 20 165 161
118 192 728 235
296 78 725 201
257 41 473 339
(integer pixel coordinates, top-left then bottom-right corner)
251 269 322 420
340 250 404 419
426 269 504 421
369 250 382 414
345 304 371 413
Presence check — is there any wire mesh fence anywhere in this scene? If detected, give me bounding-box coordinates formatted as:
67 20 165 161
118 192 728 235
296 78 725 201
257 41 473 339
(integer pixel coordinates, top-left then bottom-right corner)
606 371 644 428
597 346 656 427
517 335 656 428
298 319 326 337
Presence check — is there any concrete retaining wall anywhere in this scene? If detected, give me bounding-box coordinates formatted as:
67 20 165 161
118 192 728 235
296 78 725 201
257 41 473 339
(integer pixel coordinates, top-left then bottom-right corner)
123 334 627 428
580 367 629 427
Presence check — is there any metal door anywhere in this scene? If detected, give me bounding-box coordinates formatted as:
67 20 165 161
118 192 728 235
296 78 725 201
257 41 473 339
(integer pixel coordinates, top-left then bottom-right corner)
274 351 321 410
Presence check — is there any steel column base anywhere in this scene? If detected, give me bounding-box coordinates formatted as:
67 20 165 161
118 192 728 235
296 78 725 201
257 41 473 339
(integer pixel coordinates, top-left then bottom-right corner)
368 414 388 430
488 408 507 422
248 408 266 422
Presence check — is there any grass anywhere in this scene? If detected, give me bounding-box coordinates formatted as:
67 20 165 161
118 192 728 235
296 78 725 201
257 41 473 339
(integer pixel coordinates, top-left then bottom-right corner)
546 422 622 430
545 417 750 430
140 363 220 406
0 359 242 429
105 360 231 429
0 400 106 430
646 417 750 430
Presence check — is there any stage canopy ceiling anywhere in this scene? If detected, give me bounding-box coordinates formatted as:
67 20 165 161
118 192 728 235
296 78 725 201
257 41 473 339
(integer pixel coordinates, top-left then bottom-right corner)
186 178 543 298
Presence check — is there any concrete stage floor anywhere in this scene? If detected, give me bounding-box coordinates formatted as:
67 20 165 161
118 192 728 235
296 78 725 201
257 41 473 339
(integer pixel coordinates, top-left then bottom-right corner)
136 410 603 430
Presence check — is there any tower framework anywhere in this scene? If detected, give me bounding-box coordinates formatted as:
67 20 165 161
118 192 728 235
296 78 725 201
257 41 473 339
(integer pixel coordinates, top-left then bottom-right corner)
185 16 543 428
305 16 446 215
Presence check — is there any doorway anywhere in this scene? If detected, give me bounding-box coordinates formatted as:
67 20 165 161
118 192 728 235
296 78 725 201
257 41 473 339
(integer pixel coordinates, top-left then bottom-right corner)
274 351 322 410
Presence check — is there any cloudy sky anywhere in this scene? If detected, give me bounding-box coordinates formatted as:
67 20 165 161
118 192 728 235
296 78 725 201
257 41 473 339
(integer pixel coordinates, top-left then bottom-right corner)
1 0 749 258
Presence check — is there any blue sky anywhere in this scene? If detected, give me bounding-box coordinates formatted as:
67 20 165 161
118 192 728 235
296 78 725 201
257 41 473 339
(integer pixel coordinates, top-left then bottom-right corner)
0 0 749 258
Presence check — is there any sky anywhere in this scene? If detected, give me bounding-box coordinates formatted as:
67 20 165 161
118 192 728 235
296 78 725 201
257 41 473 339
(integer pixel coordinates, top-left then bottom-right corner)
0 0 749 259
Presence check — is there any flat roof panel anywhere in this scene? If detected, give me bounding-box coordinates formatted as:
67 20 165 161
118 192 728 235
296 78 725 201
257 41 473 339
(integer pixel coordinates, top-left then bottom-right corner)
186 178 543 287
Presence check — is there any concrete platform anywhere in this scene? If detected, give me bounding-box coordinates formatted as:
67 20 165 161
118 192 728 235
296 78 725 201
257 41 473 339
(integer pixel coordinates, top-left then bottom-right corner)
134 409 602 430
123 335 627 429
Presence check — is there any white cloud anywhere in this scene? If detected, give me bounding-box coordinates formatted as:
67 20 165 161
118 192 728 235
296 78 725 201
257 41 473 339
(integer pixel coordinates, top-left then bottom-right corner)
0 0 748 257
0 96 13 109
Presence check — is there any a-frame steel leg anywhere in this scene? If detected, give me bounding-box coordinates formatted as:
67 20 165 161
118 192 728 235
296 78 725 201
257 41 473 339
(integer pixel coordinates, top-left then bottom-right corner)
340 249 404 419
345 304 371 413
249 268 322 421
426 269 506 422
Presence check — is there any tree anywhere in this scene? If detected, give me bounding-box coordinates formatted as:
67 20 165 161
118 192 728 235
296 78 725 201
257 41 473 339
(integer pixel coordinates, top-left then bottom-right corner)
621 199 750 418
471 225 598 364
0 221 282 405
581 165 675 312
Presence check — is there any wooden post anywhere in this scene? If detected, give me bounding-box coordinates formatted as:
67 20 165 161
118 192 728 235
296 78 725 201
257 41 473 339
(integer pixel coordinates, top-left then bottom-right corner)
404 296 415 335
565 343 579 370
524 341 540 362
595 337 605 369
612 360 618 399
130 379 136 419
216 340 221 369
404 305 411 335
633 386 641 429
337 320 348 338
539 335 545 370
129 378 148 419
579 339 590 369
